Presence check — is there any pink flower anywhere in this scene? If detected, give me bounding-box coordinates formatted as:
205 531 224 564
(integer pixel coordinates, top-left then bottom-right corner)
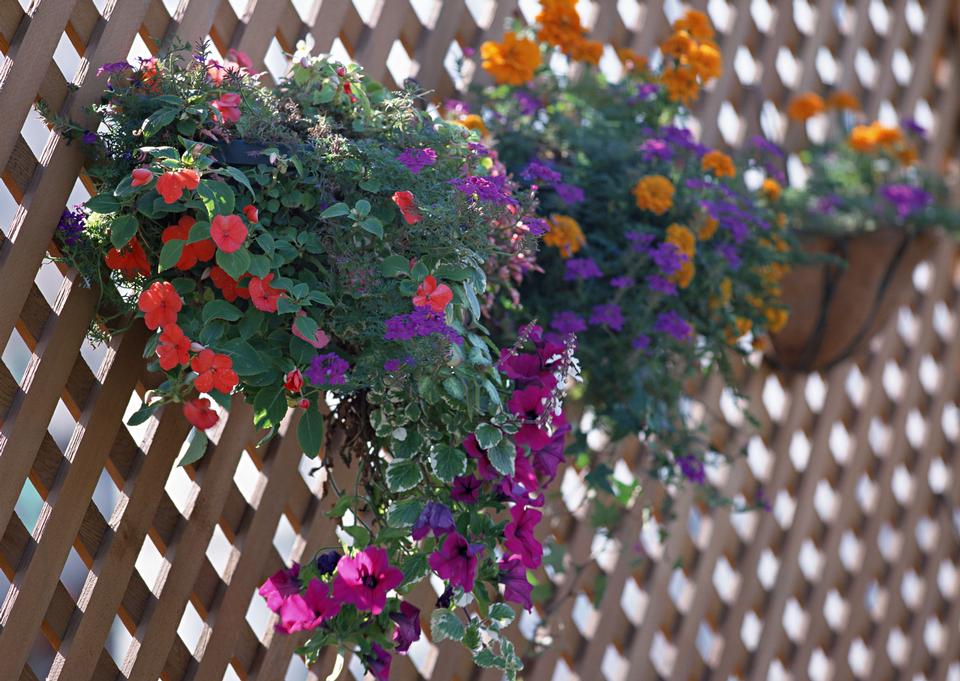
212 92 242 123
292 310 330 348
332 547 403 615
276 578 341 633
210 214 248 253
258 564 301 612
428 532 481 591
131 167 153 187
228 48 253 69
242 203 259 223
503 505 542 569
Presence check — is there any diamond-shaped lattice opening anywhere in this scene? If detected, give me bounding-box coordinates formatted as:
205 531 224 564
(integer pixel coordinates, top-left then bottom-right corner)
824 589 848 630
865 580 888 620
620 576 647 626
668 567 694 612
762 373 788 421
782 597 808 642
928 457 951 494
840 530 863 572
829 420 852 464
53 30 82 82
813 478 837 522
849 637 873 678
924 616 946 655
878 522 902 562
901 569 925 610
882 359 904 400
891 463 915 505
855 47 878 88
905 408 926 450
919 354 940 394
757 548 779 591
572 591 599 638
386 39 414 85
696 620 721 666
272 510 298 559
106 613 134 668
601 644 629 681
809 647 832 681
135 531 165 590
235 448 263 504
805 372 827 413
774 47 801 89
747 436 772 481
712 555 738 603
772 489 796 529
60 545 90 601
206 523 235 578
798 538 823 582
868 0 891 34
650 630 676 677
15 478 44 532
179 598 207 650
27 632 56 680
816 47 839 85
886 627 910 667
741 610 762 651
265 36 289 84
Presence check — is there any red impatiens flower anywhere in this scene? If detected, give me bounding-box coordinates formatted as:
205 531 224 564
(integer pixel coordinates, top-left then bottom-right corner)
161 215 215 270
413 275 453 313
391 191 422 224
332 547 403 615
137 281 182 330
190 349 239 393
212 92 242 124
104 237 150 279
131 167 153 187
157 324 191 370
284 368 304 393
242 204 259 223
183 397 218 430
249 273 283 312
210 214 248 253
209 266 249 301
156 169 200 204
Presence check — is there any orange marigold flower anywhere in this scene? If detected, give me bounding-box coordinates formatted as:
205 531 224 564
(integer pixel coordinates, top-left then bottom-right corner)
766 307 789 333
873 124 902 145
848 123 878 152
616 48 647 72
701 150 736 178
660 32 695 60
480 31 541 85
827 90 860 111
568 37 603 65
787 92 825 121
673 9 715 41
672 260 695 288
137 281 182 330
191 349 239 394
455 114 488 137
897 145 919 165
665 223 696 257
633 175 675 214
762 178 782 202
719 277 733 306
689 41 722 81
537 1 584 51
698 217 719 240
660 65 700 105
735 317 753 337
543 214 586 258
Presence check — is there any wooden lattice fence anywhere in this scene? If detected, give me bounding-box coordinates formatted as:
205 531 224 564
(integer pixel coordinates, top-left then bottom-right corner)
1 1 960 680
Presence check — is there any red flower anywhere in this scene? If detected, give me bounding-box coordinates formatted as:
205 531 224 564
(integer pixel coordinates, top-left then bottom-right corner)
210 214 248 253
161 215 215 269
413 275 453 313
284 368 304 393
139 57 160 91
156 169 200 204
137 281 182 330
104 237 150 279
183 397 218 430
191 349 239 393
157 324 191 370
242 204 259 223
249 273 283 312
391 191 422 224
209 266 249 301
131 168 153 187
212 92 242 124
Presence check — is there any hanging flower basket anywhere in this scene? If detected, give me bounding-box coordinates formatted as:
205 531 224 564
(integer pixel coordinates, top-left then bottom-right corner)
767 227 937 373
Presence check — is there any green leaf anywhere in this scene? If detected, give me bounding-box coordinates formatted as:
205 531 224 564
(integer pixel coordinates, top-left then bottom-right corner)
463 280 481 319
216 247 251 279
320 202 350 218
401 553 429 584
252 387 287 430
186 220 211 243
359 217 383 238
219 165 255 197
381 254 409 278
343 525 370 548
475 423 502 450
126 402 157 426
178 429 208 466
385 459 422 492
354 199 371 217
430 445 467 483
474 648 505 668
86 193 120 214
434 265 475 282
294 315 319 341
202 299 242 324
442 376 465 400
219 338 266 376
430 609 465 642
158 239 185 272
327 495 355 519
488 603 516 630
386 499 422 527
487 438 515 477
142 107 179 138
297 407 325 458
109 214 138 250
198 179 235 219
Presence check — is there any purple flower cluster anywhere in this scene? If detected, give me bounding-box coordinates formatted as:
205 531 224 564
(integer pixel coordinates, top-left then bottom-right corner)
626 230 656 252
564 257 603 281
750 135 785 158
96 60 131 76
880 184 932 218
716 243 741 270
632 334 651 351
650 243 685 276
901 118 927 138
609 276 634 289
525 217 550 236
550 311 587 334
654 310 693 341
555 183 585 204
383 307 463 345
677 455 705 485
395 147 437 174
629 83 660 103
514 91 542 115
589 304 624 331
639 139 672 161
306 352 350 385
522 160 562 184
383 355 415 372
449 174 517 206
647 274 677 295
57 206 86 246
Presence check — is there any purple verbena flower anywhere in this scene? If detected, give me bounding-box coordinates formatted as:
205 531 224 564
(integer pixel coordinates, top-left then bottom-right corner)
632 334 651 351
751 135 785 158
449 175 517 206
525 217 550 236
514 90 542 115
654 310 693 341
880 183 932 218
57 206 86 246
554 183 585 204
639 139 672 161
651 243 685 276
396 147 437 174
716 243 741 270
610 276 634 289
647 274 677 295
521 160 562 184
306 352 350 385
677 455 705 484
384 308 463 345
563 257 603 281
550 311 587 334
589 304 624 331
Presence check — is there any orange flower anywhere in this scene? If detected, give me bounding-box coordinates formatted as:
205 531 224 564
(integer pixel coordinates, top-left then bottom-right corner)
616 48 647 72
455 114 488 137
567 38 603 65
104 237 150 279
413 275 454 313
698 217 719 241
689 41 722 80
848 123 878 152
249 273 283 312
661 32 695 60
766 307 789 333
543 214 585 257
672 260 695 288
210 214 248 253
537 0 584 52
701 150 736 178
665 224 696 257
827 90 859 111
156 169 200 204
787 92 825 121
481 31 541 85
660 65 700 104
157 324 191 371
183 397 218 430
762 178 782 201
673 9 715 41
191 349 239 394
162 215 215 269
138 281 182 330
633 175 675 214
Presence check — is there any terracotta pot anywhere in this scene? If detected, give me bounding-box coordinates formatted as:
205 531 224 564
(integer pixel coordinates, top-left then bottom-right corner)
768 227 937 373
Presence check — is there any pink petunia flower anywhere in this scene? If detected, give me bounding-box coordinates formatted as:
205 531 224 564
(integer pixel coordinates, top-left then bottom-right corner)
332 546 403 615
428 532 482 591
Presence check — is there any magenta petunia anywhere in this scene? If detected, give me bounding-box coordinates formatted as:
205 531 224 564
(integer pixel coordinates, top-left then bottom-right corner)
390 601 422 653
332 546 403 615
365 643 392 681
451 474 483 503
411 501 455 541
277 578 341 633
428 532 482 591
503 505 543 569
508 384 548 421
463 434 499 480
258 563 301 612
499 556 533 610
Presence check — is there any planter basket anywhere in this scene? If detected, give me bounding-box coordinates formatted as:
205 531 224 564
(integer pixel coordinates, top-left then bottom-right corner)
767 227 937 373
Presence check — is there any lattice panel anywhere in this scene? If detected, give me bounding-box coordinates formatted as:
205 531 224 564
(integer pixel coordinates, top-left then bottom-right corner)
1 1 959 680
